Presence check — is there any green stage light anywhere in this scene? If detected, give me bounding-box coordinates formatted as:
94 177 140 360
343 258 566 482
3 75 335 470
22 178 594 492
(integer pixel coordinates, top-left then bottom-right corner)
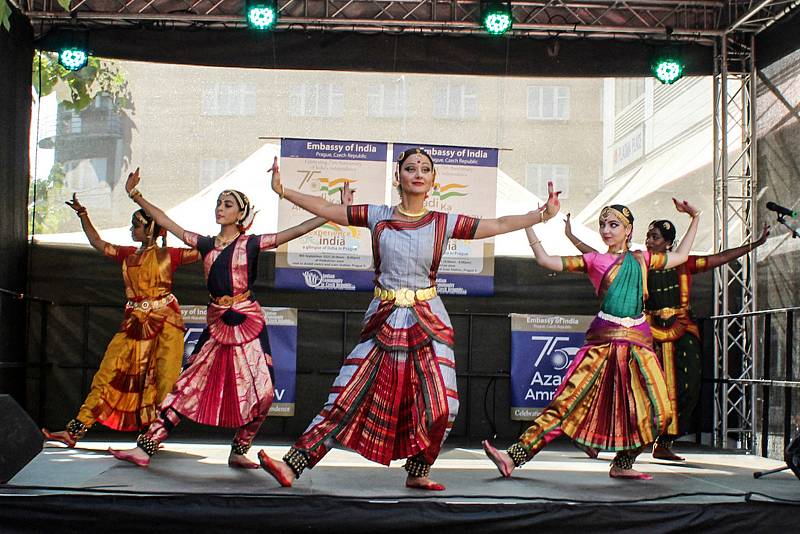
58 47 89 71
652 57 684 84
481 1 513 36
246 0 278 30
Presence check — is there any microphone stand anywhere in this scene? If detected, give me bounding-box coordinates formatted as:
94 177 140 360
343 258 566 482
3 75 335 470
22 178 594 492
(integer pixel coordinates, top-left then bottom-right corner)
776 214 800 238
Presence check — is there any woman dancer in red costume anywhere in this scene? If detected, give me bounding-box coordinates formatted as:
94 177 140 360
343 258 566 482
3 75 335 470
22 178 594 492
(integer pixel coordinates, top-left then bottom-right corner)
109 168 351 468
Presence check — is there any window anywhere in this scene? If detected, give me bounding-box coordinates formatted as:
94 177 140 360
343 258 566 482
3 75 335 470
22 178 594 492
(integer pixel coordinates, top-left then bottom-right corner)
367 80 408 118
614 78 645 114
201 83 257 116
433 83 477 120
199 159 236 189
525 164 570 199
289 83 344 117
527 86 570 120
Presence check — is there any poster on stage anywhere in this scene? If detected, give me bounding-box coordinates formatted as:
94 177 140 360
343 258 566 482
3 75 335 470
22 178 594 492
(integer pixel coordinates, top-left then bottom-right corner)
275 137 389 291
509 313 594 420
392 143 498 296
180 305 298 416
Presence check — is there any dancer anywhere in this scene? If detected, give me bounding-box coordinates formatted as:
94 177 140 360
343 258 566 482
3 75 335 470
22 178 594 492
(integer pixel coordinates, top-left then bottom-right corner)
643 219 769 460
484 200 700 480
258 148 561 491
108 168 351 468
565 215 770 460
42 194 199 447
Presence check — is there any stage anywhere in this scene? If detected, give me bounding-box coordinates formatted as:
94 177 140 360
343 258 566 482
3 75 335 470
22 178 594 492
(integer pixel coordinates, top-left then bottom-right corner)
1 439 798 532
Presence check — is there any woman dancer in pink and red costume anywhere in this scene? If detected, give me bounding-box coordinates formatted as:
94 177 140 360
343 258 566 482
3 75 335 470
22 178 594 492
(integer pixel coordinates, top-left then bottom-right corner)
109 168 351 468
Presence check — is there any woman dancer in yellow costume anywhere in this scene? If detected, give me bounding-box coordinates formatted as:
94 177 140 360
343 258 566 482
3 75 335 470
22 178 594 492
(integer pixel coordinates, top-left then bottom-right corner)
42 190 199 446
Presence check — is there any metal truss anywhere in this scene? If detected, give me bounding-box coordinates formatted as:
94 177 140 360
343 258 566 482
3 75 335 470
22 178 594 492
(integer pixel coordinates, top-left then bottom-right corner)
12 1 798 40
712 32 758 450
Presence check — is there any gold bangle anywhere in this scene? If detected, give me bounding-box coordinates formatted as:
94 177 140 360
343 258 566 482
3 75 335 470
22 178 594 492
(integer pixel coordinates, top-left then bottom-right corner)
128 188 142 200
691 210 702 219
280 184 285 199
529 240 541 247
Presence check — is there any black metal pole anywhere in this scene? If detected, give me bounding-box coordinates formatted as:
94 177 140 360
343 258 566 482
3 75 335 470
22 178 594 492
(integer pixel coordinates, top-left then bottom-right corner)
784 310 794 449
761 313 772 457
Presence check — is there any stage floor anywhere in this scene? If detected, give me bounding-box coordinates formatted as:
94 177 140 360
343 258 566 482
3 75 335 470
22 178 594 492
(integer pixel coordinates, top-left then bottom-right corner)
3 439 799 533
6 439 799 503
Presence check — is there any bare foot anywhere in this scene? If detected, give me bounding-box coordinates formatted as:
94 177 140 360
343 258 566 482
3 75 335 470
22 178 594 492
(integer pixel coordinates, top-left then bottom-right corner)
609 465 652 480
228 452 260 469
482 440 514 477
652 444 685 461
257 449 295 487
108 447 150 467
41 428 76 448
405 475 445 491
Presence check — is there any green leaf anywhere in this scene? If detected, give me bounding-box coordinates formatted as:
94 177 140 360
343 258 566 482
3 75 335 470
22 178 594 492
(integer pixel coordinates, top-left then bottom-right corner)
56 0 72 11
0 0 12 32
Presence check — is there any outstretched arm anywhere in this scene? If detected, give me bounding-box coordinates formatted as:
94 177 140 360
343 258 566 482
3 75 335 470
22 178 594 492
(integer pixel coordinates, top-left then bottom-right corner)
525 226 564 272
271 157 350 226
125 168 187 241
564 213 597 254
473 182 561 239
665 198 701 269
702 223 770 270
65 194 107 253
273 182 354 246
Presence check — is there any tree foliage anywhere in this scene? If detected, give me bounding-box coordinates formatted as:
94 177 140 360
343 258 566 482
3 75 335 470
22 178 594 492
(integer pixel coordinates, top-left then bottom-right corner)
28 162 70 235
33 52 134 113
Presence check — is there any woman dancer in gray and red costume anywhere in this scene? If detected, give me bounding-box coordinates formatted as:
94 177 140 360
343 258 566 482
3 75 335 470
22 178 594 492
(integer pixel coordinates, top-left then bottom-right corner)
258 148 561 490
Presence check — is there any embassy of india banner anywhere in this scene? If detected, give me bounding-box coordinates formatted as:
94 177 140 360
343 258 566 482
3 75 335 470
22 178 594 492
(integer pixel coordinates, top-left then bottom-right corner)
392 143 497 296
181 305 298 416
509 313 593 421
275 137 498 296
275 138 388 291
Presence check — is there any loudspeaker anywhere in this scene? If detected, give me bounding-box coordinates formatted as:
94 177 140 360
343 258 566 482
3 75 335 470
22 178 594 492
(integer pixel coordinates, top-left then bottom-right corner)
0 394 43 483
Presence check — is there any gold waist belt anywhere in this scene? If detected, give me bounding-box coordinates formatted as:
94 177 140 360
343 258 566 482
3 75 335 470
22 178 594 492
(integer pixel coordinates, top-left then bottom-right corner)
212 290 252 307
646 306 687 320
126 294 175 311
374 286 437 307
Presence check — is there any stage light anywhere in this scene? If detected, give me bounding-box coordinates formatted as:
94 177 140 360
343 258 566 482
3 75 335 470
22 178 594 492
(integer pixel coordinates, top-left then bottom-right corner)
652 56 684 84
481 1 513 36
58 47 89 71
246 0 278 30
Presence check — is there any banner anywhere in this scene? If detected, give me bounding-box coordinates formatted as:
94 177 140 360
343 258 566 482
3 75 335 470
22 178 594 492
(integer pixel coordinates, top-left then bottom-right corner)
181 305 298 416
275 137 389 291
276 138 498 296
393 143 498 296
509 313 594 421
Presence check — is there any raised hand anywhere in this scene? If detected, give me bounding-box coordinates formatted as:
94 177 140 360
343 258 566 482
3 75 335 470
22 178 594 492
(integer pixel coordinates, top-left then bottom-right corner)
125 167 141 195
564 213 574 238
672 198 699 217
269 156 282 196
64 192 84 213
340 181 355 206
545 180 562 219
754 223 770 246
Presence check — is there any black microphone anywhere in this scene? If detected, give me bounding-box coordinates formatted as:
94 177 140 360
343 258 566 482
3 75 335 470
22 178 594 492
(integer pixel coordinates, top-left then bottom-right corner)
766 201 797 218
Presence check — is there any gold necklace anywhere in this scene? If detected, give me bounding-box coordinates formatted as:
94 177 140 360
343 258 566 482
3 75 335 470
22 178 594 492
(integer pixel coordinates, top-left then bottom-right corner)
216 232 241 247
396 205 428 218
